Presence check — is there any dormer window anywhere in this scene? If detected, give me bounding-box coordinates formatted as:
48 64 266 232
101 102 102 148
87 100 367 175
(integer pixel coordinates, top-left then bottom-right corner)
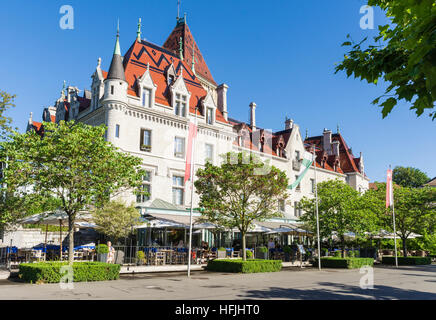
168 75 175 85
142 88 151 108
206 107 214 125
175 93 187 117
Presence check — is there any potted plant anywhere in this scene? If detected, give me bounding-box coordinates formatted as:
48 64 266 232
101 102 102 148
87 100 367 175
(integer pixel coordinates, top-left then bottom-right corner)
96 244 109 262
255 247 268 260
217 247 227 259
136 250 146 265
283 245 292 262
245 249 253 259
140 144 151 152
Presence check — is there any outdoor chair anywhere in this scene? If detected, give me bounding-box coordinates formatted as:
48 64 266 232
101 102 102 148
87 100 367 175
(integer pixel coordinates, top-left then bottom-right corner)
155 251 165 265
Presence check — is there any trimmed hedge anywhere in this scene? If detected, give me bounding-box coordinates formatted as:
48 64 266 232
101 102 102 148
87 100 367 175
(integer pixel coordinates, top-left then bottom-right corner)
382 256 431 265
207 259 282 273
318 257 374 269
19 261 121 284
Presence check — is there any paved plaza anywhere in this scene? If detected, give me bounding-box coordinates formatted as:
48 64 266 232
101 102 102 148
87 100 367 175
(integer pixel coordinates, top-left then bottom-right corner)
0 265 434 300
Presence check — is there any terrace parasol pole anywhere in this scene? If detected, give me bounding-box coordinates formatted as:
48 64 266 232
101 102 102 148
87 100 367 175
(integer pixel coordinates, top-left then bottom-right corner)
313 144 321 270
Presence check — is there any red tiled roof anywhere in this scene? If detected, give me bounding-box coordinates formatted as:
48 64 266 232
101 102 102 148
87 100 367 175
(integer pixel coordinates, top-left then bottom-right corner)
77 96 90 113
32 121 42 131
163 21 216 86
304 133 361 174
122 39 227 123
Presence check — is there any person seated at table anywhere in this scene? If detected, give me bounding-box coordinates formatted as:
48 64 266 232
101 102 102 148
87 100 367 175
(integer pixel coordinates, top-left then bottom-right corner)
201 241 209 250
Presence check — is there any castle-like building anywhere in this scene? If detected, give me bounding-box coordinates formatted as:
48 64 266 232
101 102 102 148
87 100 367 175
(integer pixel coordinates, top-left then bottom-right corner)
27 16 369 230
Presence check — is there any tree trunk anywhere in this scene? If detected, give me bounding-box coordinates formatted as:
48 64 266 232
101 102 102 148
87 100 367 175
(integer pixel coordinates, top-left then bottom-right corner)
402 237 407 257
341 236 346 258
242 232 246 261
68 215 75 265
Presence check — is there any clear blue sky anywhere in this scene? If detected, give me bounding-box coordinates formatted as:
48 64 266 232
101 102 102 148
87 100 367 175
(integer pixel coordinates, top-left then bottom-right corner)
0 0 434 182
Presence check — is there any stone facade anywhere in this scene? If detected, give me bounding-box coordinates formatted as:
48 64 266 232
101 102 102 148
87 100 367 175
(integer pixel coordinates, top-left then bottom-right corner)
26 17 369 225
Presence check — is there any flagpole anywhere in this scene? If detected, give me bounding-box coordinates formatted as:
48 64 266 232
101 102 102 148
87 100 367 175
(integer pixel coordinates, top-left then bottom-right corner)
313 145 321 271
390 165 398 268
187 108 197 278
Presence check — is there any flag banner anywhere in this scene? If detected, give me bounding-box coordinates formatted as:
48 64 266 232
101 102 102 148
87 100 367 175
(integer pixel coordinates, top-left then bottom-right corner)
287 151 313 190
184 116 198 183
386 168 393 208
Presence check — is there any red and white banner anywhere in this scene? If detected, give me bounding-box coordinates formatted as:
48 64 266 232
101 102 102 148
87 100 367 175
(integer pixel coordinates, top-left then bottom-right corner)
184 116 198 183
386 168 394 208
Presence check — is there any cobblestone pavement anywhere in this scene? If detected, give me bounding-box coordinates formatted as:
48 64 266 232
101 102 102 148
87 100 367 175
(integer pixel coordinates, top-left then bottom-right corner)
0 265 434 300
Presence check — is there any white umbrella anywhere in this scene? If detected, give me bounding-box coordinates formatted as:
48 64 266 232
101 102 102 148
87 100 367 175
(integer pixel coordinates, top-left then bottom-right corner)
193 222 217 229
247 224 272 233
266 227 295 234
134 217 186 229
18 209 92 260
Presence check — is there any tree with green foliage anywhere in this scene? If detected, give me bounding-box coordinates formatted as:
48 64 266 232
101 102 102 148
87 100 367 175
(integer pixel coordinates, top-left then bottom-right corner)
393 166 430 188
92 200 141 242
0 121 145 264
299 180 378 257
368 182 436 256
336 0 436 119
194 152 289 261
0 90 16 140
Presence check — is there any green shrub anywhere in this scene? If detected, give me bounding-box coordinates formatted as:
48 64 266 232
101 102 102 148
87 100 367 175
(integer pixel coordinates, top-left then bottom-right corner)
217 247 226 251
207 259 282 273
257 247 268 253
96 244 109 254
19 262 120 283
382 256 431 265
347 250 359 258
334 250 342 258
136 251 145 260
318 257 374 269
245 250 253 259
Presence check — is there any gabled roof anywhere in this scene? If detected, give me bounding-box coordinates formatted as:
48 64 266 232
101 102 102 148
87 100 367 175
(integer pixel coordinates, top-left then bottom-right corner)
162 19 216 86
122 39 227 123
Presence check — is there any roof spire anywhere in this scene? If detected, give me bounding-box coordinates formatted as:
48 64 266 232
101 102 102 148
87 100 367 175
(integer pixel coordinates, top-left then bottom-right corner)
61 80 66 99
107 21 126 81
114 19 121 55
305 128 308 140
136 18 142 42
179 36 184 61
177 0 180 19
337 124 340 134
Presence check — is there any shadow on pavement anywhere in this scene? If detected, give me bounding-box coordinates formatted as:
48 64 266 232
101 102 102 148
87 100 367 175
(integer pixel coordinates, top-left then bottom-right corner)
239 282 436 300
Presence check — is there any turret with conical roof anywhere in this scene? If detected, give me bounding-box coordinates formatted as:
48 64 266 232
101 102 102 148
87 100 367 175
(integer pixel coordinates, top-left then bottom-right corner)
102 23 129 145
107 22 126 81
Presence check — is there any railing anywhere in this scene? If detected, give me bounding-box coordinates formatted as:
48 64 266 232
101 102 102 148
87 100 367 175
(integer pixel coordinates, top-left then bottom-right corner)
111 245 218 266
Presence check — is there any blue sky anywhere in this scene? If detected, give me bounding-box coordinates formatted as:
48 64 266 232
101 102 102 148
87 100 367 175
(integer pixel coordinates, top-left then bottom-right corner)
0 0 434 182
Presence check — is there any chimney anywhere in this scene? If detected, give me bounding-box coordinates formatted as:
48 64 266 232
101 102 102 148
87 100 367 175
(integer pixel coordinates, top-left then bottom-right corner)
323 128 332 155
249 102 256 131
332 140 340 156
285 118 294 130
359 152 364 174
217 83 228 121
